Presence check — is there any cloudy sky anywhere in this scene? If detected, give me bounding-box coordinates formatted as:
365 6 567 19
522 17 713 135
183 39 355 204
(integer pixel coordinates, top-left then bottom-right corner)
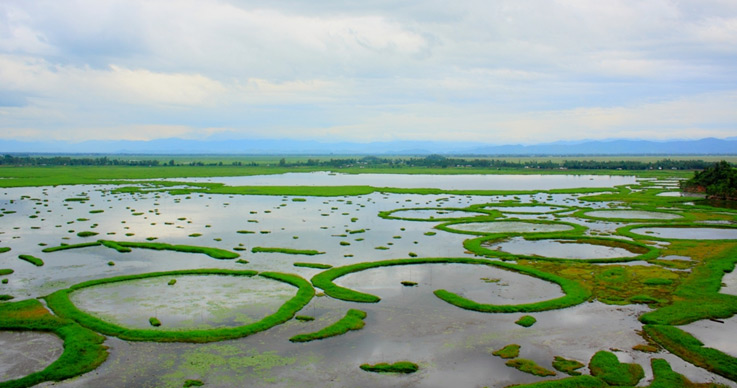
1 0 736 144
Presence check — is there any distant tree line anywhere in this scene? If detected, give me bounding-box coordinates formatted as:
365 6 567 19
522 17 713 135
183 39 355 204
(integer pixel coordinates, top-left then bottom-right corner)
0 153 728 171
682 160 737 200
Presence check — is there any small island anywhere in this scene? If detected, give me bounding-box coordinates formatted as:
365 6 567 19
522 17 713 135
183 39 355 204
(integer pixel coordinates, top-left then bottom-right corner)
681 161 737 200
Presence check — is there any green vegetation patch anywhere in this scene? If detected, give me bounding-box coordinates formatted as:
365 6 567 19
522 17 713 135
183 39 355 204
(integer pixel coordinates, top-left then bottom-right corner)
588 350 644 386
436 218 587 238
0 247 11 253
149 317 162 327
183 379 204 387
515 315 537 327
0 269 13 275
18 254 44 267
293 262 333 269
42 240 239 260
492 344 520 359
0 299 107 388
252 247 325 256
378 206 497 222
360 361 418 374
44 269 314 343
508 375 608 388
76 231 98 238
552 356 585 376
289 309 366 342
505 358 556 377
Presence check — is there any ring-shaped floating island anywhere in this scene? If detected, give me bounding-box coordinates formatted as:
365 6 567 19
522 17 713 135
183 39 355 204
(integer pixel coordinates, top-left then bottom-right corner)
478 203 572 214
618 223 737 241
578 209 683 221
464 235 660 263
42 240 240 260
311 258 591 313
378 207 498 222
0 299 107 388
44 269 314 343
436 219 587 237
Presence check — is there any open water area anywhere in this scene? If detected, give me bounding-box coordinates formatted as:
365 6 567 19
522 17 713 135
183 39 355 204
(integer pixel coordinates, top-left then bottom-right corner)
1 173 736 387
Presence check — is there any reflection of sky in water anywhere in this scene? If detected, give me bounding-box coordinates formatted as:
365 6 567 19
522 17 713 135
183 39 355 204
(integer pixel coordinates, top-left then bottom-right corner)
681 316 737 358
162 172 636 190
586 210 681 220
488 206 564 213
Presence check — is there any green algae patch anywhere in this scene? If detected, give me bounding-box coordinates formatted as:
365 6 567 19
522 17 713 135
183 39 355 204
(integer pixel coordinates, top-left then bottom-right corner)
515 315 537 327
506 358 556 377
492 344 520 359
252 247 325 256
360 361 418 374
588 350 643 386
18 254 44 267
311 257 590 312
0 299 108 388
44 269 314 343
552 356 585 376
289 309 366 342
76 231 98 238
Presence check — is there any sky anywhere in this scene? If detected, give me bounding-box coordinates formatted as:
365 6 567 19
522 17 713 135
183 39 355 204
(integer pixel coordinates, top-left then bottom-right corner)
1 0 736 145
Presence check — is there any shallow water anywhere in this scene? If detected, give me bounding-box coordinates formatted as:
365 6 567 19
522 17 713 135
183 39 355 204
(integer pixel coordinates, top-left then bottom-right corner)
167 172 636 190
446 221 574 234
485 237 639 260
681 316 737 358
387 209 490 220
0 331 63 382
486 205 565 213
585 210 682 220
630 227 737 240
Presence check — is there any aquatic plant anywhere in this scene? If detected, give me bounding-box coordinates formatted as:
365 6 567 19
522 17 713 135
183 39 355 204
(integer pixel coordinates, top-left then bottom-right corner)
552 356 584 376
588 350 644 386
492 344 520 359
293 262 333 269
18 254 44 267
505 358 556 377
252 247 325 255
515 315 537 327
359 361 418 374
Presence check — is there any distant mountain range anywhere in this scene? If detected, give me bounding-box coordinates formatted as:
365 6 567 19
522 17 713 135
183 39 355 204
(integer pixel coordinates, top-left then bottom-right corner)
1 137 736 156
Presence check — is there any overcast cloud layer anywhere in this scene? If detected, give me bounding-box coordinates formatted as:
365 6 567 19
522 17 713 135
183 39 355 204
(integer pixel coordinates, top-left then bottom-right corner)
1 0 736 144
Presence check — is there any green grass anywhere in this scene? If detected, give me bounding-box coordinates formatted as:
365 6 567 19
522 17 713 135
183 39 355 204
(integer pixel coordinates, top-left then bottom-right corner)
76 231 98 237
0 294 14 301
359 361 418 374
505 358 556 377
588 350 644 386
18 254 44 267
295 315 315 322
0 299 107 388
252 247 325 255
492 344 520 359
515 315 537 327
0 247 10 253
552 356 585 376
149 317 162 327
289 309 366 342
0 269 15 276
183 379 204 387
44 269 314 343
507 375 608 387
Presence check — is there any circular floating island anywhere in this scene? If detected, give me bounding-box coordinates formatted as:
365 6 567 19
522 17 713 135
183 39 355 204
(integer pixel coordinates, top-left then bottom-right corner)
44 269 314 342
483 204 569 214
582 209 682 221
439 220 583 236
626 225 737 240
470 236 658 263
379 207 496 221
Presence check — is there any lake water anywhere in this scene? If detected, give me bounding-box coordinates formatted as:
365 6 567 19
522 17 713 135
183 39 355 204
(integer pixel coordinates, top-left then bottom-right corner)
168 171 636 190
0 174 734 387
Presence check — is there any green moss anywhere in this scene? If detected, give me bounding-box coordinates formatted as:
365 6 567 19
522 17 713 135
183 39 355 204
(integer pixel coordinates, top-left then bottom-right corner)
492 344 520 359
588 350 644 386
552 356 585 376
293 262 333 269
45 270 314 343
251 247 325 255
515 315 537 327
18 254 44 267
289 309 366 342
505 358 556 377
360 361 418 374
